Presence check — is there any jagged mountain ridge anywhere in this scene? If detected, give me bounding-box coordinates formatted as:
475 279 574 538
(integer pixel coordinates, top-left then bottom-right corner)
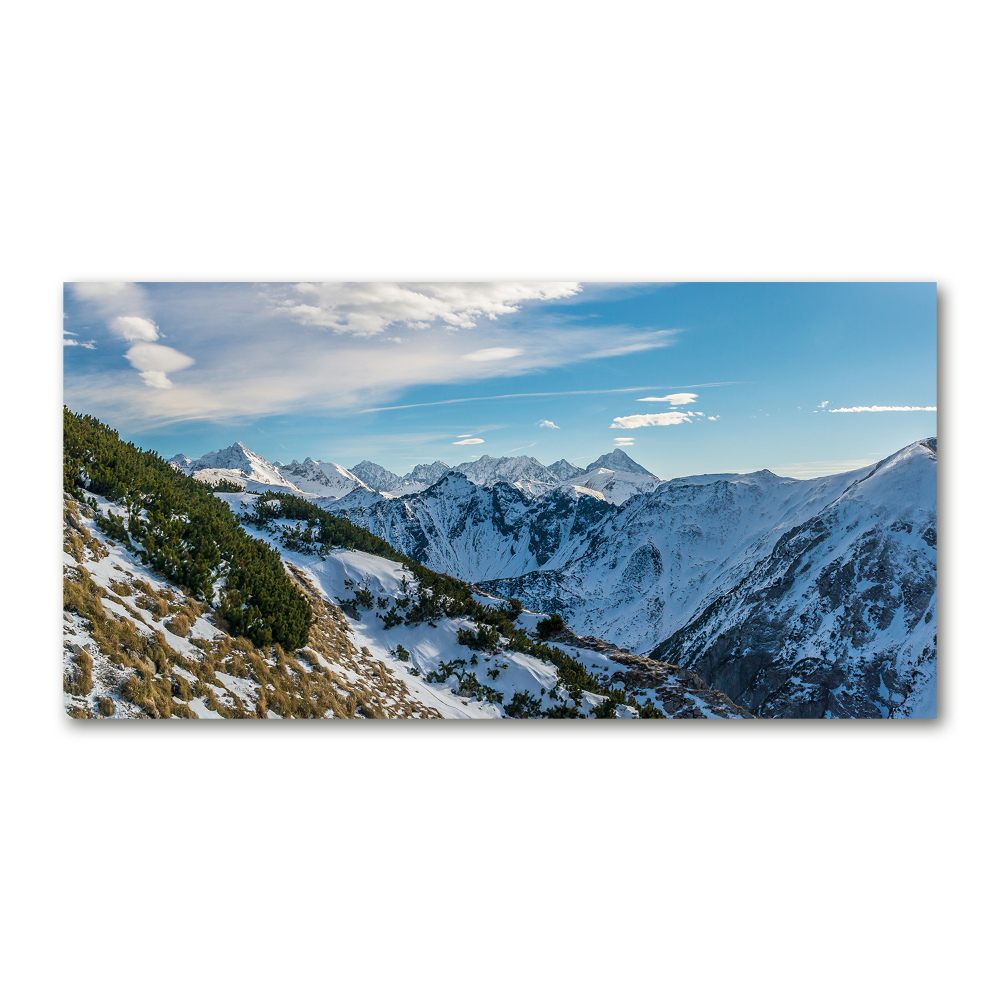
172 442 661 505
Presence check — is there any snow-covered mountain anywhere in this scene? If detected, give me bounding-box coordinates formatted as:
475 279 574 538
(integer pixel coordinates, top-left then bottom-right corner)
547 459 585 481
408 460 451 485
170 441 302 493
651 439 937 718
334 471 611 582
349 460 406 493
585 448 656 478
453 454 562 489
276 458 370 499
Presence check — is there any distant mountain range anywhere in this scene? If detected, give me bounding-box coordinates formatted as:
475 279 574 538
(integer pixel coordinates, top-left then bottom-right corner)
169 441 665 505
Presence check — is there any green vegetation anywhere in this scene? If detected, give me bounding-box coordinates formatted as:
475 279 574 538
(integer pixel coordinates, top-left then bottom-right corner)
536 613 566 640
63 408 312 649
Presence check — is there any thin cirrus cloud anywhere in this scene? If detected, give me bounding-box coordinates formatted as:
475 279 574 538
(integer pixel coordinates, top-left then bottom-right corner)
452 437 484 445
636 392 698 406
610 411 697 429
536 419 560 429
829 405 937 413
614 437 635 446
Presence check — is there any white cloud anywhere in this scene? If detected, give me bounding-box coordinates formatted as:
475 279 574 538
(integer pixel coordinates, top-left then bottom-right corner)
636 392 698 406
463 347 524 362
610 411 696 429
70 281 149 317
536 419 560 429
63 331 96 349
829 405 936 413
819 400 829 408
707 415 720 421
138 371 175 390
109 315 159 342
272 281 582 336
452 437 484 445
124 343 195 390
614 437 635 446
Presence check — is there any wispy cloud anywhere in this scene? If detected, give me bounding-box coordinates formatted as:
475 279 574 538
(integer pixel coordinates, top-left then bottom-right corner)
636 392 698 406
613 437 635 446
829 405 936 413
463 347 523 362
536 419 559 429
819 400 829 409
610 411 697 429
362 386 660 414
452 437 484 445
581 330 678 359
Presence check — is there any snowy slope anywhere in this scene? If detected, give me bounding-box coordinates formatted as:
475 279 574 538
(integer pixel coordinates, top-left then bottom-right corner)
563 467 662 506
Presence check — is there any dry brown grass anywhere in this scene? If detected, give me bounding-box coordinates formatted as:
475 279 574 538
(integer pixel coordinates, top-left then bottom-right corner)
165 613 191 637
68 649 93 696
98 697 115 717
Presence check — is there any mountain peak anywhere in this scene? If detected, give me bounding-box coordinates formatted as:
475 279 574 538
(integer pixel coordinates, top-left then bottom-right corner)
585 448 657 478
548 458 585 481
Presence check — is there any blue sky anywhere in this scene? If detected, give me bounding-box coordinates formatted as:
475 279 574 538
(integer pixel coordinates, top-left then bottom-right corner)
63 282 937 479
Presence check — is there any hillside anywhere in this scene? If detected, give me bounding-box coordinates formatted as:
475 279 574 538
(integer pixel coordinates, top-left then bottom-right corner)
63 409 746 719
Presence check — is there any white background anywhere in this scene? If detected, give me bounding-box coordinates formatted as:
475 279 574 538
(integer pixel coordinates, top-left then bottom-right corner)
2 2 996 998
